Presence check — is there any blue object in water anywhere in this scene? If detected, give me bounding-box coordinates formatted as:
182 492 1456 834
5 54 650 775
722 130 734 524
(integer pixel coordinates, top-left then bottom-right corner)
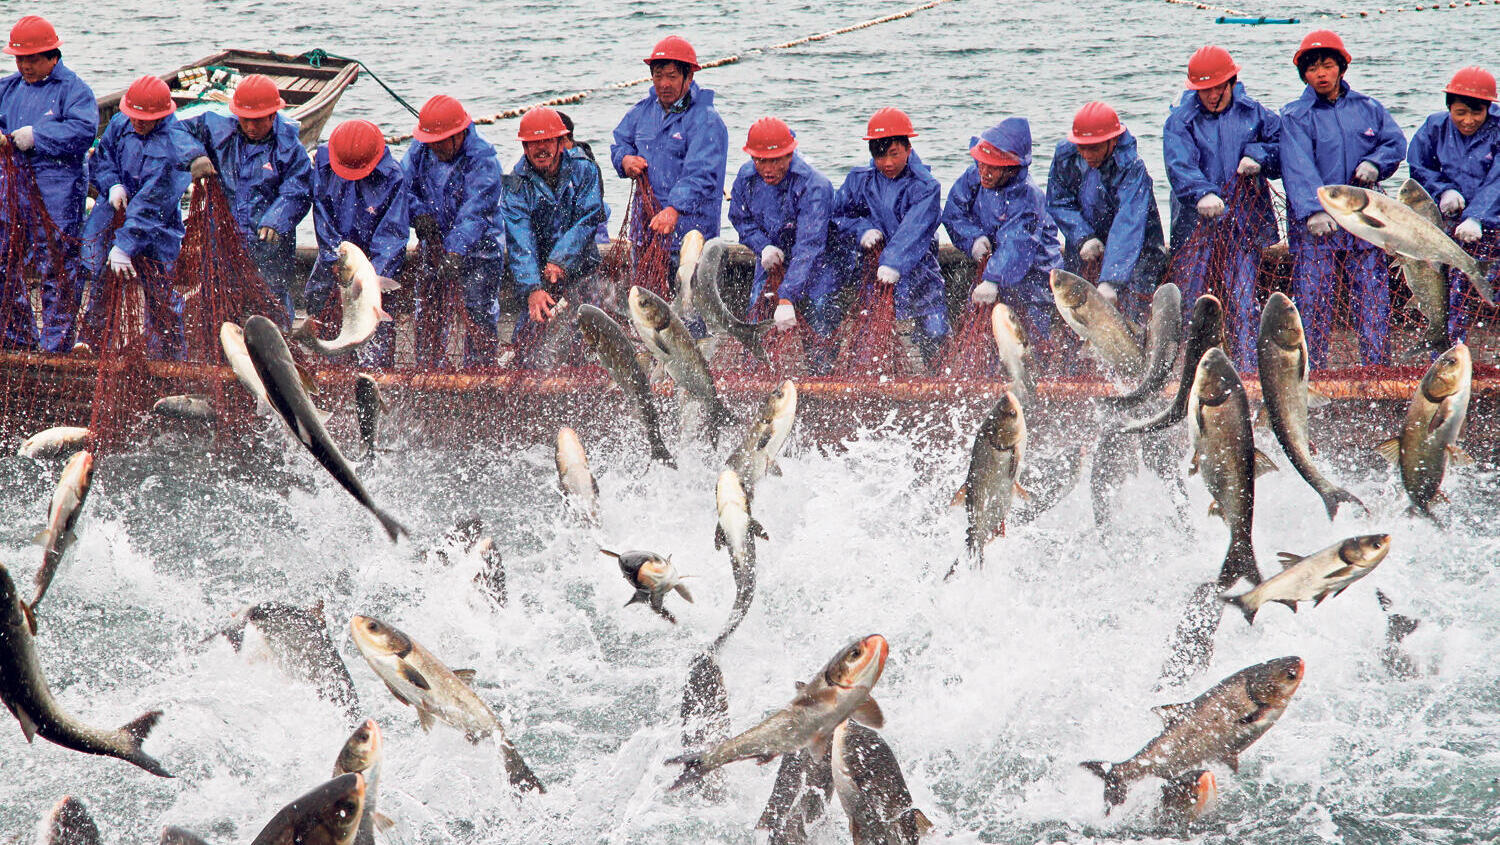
1216 15 1300 24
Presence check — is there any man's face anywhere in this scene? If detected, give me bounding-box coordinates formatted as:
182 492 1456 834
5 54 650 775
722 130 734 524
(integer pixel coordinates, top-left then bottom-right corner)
1303 57 1343 98
754 153 793 186
15 53 58 84
524 137 562 175
1077 138 1115 169
978 163 1019 190
129 117 161 136
430 128 466 163
652 63 691 108
237 114 274 142
1450 101 1489 137
874 142 910 180
1196 79 1234 114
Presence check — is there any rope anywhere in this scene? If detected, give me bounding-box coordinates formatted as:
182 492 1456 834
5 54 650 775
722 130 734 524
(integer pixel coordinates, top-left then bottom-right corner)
378 0 960 144
1163 0 1251 16
300 48 421 118
1332 0 1500 15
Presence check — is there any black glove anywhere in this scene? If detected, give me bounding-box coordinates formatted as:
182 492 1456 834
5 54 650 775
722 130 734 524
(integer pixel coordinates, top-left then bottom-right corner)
412 214 440 242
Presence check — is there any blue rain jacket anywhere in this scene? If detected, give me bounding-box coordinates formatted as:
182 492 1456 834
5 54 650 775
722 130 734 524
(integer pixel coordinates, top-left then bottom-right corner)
84 112 194 266
942 117 1060 291
832 150 945 317
728 152 837 303
1408 106 1500 227
503 147 606 291
1046 130 1167 286
609 81 728 245
310 145 409 280
405 127 506 260
182 111 312 244
1279 81 1406 224
0 60 96 233
1163 84 1281 247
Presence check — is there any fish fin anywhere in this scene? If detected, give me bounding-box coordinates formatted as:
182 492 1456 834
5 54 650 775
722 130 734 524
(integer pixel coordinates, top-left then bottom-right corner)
623 590 649 607
1206 499 1221 518
21 601 36 635
1306 386 1331 408
1152 702 1194 726
1253 401 1270 429
1375 437 1401 464
1375 588 1394 612
314 406 333 426
1220 750 1243 771
750 518 769 540
793 680 807 692
452 668 478 686
377 276 400 292
501 740 546 793
375 306 394 322
398 660 432 691
1080 761 1128 807
1321 486 1367 520
767 461 783 477
1187 451 1201 476
31 527 48 545
1220 591 1257 625
713 525 726 550
1277 551 1304 569
416 704 436 732
1014 481 1031 501
949 484 968 507
13 704 37 742
294 361 320 395
901 808 935 839
121 710 162 742
373 508 408 543
1324 566 1359 581
599 549 621 559
1253 449 1279 476
1276 599 1299 612
1467 257 1497 305
1432 489 1451 504
675 583 694 603
666 752 708 791
1430 404 1451 431
1220 538 1262 588
851 697 884 728
373 812 396 832
1447 445 1475 466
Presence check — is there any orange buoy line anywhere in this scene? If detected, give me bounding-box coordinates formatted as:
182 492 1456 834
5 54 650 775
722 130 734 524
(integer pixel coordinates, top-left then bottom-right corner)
1335 0 1497 16
380 0 960 144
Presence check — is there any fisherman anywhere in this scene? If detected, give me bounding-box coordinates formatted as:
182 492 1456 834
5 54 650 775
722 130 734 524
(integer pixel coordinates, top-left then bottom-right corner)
1279 30 1406 367
78 75 195 360
941 117 1061 346
0 15 96 352
1407 66 1500 343
503 106 607 367
832 107 948 367
1046 101 1167 321
405 95 505 368
1162 46 1281 367
307 118 408 368
726 117 839 373
181 74 312 328
609 35 729 277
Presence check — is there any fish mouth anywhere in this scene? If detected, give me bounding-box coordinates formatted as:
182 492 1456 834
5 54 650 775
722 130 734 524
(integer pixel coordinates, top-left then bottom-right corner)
831 634 889 689
1316 184 1365 213
350 615 412 658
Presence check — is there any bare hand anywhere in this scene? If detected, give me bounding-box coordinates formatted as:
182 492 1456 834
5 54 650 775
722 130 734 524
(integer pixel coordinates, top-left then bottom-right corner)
622 155 649 178
649 206 679 236
544 262 567 286
528 289 557 322
257 226 280 243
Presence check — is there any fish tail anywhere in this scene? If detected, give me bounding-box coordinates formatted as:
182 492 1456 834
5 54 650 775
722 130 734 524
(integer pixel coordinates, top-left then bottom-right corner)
649 437 677 468
1320 485 1367 520
373 508 408 543
1470 257 1497 305
665 751 709 791
709 401 738 450
120 710 174 778
1080 760 1127 808
1220 590 1258 625
499 740 546 794
1218 537 1261 588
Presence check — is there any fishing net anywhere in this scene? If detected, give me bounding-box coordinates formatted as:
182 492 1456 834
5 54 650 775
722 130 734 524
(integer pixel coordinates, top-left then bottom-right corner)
831 250 903 378
934 257 997 380
599 175 672 303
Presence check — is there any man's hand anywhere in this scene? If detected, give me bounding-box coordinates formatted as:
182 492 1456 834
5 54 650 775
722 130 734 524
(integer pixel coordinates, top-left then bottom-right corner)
11 126 33 152
876 265 899 286
544 262 567 286
1080 237 1104 262
774 300 796 330
621 155 648 178
970 236 992 262
1455 218 1483 243
1097 281 1118 306
649 206 679 236
1440 190 1467 217
257 226 280 243
860 229 884 250
1353 161 1379 185
528 288 557 322
971 281 999 304
1237 156 1260 177
108 245 136 279
1306 211 1336 237
1196 193 1225 220
190 155 216 181
412 214 440 242
108 185 128 212
761 245 785 271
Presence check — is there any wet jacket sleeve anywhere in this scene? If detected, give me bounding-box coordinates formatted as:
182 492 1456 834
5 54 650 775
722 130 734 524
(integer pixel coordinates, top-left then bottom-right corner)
1163 116 1217 205
664 111 728 218
940 170 984 255
831 173 877 240
259 137 312 236
727 170 772 254
89 124 122 194
549 163 607 276
1362 102 1407 181
609 107 638 178
502 180 543 291
31 77 98 159
367 174 410 279
1046 156 1093 245
1243 103 1282 180
881 179 941 276
444 153 504 256
778 175 832 301
1467 141 1500 227
311 167 342 268
1405 120 1456 202
115 140 187 257
1278 110 1321 223
403 151 433 223
990 189 1041 285
1099 162 1152 284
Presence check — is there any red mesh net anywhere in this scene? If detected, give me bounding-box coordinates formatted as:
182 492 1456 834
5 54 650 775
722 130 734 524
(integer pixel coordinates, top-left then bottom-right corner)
831 250 903 378
599 176 671 302
935 257 997 380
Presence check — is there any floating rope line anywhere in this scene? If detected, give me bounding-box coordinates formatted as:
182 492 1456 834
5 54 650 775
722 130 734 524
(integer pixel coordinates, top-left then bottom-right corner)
1164 0 1252 17
380 0 960 144
1331 0 1499 16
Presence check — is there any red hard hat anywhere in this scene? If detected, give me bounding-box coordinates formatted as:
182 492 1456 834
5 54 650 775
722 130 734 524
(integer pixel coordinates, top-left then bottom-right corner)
517 107 569 142
863 107 917 141
121 75 176 121
4 15 61 56
1293 30 1351 67
1068 101 1126 145
644 35 700 71
412 95 471 143
1186 45 1240 90
970 137 1020 167
328 119 386 180
743 117 797 157
1445 66 1497 103
230 74 285 119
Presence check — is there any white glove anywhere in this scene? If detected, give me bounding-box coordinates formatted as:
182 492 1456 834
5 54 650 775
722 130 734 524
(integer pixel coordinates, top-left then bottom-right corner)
1440 190 1467 216
108 245 136 279
876 265 900 285
1197 193 1225 220
760 244 785 271
1080 237 1104 262
774 301 796 329
1353 161 1379 184
11 126 33 151
860 229 884 250
1306 211 1336 237
971 281 999 304
1236 156 1260 177
108 185 128 212
970 236 992 262
1097 282 1119 305
1455 218 1483 243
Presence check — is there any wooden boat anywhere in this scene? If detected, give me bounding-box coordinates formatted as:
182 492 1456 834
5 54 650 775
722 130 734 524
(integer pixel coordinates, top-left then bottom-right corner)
95 49 360 151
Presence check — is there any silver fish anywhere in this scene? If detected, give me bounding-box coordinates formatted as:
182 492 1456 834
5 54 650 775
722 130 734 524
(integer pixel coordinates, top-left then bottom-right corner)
353 374 386 459
1107 283 1182 407
555 426 599 520
17 426 90 461
1394 179 1454 355
30 450 94 624
603 549 693 624
152 394 214 421
725 379 797 491
1051 269 1144 383
693 237 773 367
249 772 365 845
295 242 399 356
1187 348 1267 588
1224 534 1391 623
711 469 765 651
214 600 360 720
331 719 385 845
1376 342 1472 519
990 303 1035 407
628 285 737 447
577 304 675 467
832 720 933 845
672 229 704 325
37 796 101 845
950 391 1026 574
679 652 730 802
757 746 833 845
1122 294 1224 434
